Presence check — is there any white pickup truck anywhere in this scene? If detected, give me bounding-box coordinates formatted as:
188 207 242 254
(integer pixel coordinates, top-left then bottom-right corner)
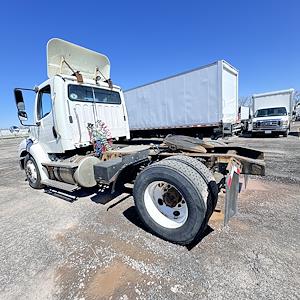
251 89 294 137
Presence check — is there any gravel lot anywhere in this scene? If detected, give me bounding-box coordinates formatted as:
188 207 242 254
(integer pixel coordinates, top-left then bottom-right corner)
0 123 299 300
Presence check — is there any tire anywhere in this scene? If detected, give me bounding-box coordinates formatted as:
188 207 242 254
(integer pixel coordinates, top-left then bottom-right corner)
133 159 210 245
24 154 44 189
283 129 289 137
165 155 219 212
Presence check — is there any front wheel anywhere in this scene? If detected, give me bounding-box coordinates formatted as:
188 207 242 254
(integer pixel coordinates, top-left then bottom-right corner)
133 159 210 245
24 154 44 189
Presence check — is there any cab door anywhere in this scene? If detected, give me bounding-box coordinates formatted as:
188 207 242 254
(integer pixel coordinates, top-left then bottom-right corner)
34 81 60 153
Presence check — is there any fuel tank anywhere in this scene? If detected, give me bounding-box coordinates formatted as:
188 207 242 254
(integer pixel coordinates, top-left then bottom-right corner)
52 156 99 188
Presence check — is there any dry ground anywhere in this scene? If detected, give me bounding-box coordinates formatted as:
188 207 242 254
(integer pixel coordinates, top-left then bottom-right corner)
0 123 299 300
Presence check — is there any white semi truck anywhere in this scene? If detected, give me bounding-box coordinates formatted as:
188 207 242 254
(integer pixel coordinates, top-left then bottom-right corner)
251 89 294 137
14 39 265 245
124 60 239 138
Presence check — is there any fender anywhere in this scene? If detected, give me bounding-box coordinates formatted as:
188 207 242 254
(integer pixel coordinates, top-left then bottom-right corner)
18 138 50 181
18 138 29 168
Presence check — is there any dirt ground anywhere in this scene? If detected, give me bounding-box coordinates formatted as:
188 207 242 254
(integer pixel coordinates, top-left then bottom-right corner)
0 123 299 300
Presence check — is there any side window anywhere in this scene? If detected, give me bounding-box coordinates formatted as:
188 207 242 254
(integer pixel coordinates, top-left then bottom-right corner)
37 85 52 120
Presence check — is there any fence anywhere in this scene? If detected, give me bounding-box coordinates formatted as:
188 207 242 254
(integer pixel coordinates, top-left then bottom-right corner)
0 128 29 139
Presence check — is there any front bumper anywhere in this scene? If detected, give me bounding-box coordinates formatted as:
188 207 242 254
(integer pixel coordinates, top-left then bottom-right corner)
252 127 288 133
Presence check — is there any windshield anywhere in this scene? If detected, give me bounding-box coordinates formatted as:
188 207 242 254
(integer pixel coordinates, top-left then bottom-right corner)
68 84 121 104
255 107 287 117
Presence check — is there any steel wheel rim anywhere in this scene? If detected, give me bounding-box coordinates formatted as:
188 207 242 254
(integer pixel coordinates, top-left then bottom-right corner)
144 181 188 229
25 159 37 184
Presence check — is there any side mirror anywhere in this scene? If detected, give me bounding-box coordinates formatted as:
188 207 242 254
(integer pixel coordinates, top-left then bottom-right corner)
14 89 28 121
18 110 28 121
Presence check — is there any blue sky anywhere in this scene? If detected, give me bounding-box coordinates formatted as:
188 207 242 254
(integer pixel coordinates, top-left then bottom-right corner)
0 0 299 128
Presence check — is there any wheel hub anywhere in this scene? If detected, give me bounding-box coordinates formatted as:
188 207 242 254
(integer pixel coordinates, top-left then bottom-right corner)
162 186 182 208
25 160 37 183
143 181 188 229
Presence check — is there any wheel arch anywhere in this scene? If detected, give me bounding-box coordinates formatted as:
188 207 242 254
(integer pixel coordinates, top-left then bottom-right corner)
19 150 29 169
111 160 147 193
21 139 51 181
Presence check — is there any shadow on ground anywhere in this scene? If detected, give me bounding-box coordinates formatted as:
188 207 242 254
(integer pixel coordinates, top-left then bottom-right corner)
44 185 120 204
123 205 215 250
45 185 216 249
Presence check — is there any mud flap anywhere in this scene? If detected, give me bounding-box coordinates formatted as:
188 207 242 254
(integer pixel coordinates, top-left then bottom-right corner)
224 159 241 225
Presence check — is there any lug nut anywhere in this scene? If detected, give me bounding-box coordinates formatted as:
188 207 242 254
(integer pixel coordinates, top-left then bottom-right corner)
158 198 163 205
173 211 180 217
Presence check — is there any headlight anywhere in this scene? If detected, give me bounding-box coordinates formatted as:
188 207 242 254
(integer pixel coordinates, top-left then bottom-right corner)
282 120 288 126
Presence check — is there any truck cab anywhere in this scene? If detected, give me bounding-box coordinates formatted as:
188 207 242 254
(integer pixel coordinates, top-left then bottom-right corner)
15 38 130 186
252 106 290 136
251 89 294 137
24 76 130 154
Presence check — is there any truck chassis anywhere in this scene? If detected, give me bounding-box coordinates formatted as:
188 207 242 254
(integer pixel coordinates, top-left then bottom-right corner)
20 135 265 245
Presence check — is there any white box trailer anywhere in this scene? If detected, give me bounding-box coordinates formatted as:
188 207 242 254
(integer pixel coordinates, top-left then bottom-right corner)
124 60 238 137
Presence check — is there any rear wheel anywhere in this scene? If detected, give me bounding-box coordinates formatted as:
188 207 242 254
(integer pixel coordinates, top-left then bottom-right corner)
133 159 211 245
24 154 44 189
165 155 219 212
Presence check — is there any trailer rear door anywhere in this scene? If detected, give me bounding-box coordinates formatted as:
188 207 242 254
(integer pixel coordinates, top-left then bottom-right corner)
221 61 238 124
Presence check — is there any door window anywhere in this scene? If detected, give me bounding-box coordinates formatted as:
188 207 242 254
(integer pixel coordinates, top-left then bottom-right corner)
37 85 52 120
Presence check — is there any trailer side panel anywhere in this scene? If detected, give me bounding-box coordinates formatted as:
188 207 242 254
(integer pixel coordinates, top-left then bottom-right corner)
125 61 232 131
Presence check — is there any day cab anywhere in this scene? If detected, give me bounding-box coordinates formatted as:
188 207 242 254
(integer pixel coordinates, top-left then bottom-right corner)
15 38 130 185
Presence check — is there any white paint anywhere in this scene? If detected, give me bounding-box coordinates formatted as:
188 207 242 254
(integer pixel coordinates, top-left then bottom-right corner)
47 38 110 81
124 60 239 130
144 181 188 229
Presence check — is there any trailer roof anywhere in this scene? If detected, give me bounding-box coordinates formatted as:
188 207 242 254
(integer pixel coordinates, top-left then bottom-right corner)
253 88 294 98
125 60 238 92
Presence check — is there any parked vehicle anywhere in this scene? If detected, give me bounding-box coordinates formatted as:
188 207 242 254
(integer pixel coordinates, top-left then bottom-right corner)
13 39 265 245
236 106 251 133
9 126 20 133
124 60 239 138
251 89 294 137
294 102 300 121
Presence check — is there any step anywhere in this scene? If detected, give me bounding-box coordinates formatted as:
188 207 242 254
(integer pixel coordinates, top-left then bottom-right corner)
41 179 78 192
42 161 78 169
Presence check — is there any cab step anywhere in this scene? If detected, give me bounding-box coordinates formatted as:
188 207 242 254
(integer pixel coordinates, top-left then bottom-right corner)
41 179 78 192
42 161 78 169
